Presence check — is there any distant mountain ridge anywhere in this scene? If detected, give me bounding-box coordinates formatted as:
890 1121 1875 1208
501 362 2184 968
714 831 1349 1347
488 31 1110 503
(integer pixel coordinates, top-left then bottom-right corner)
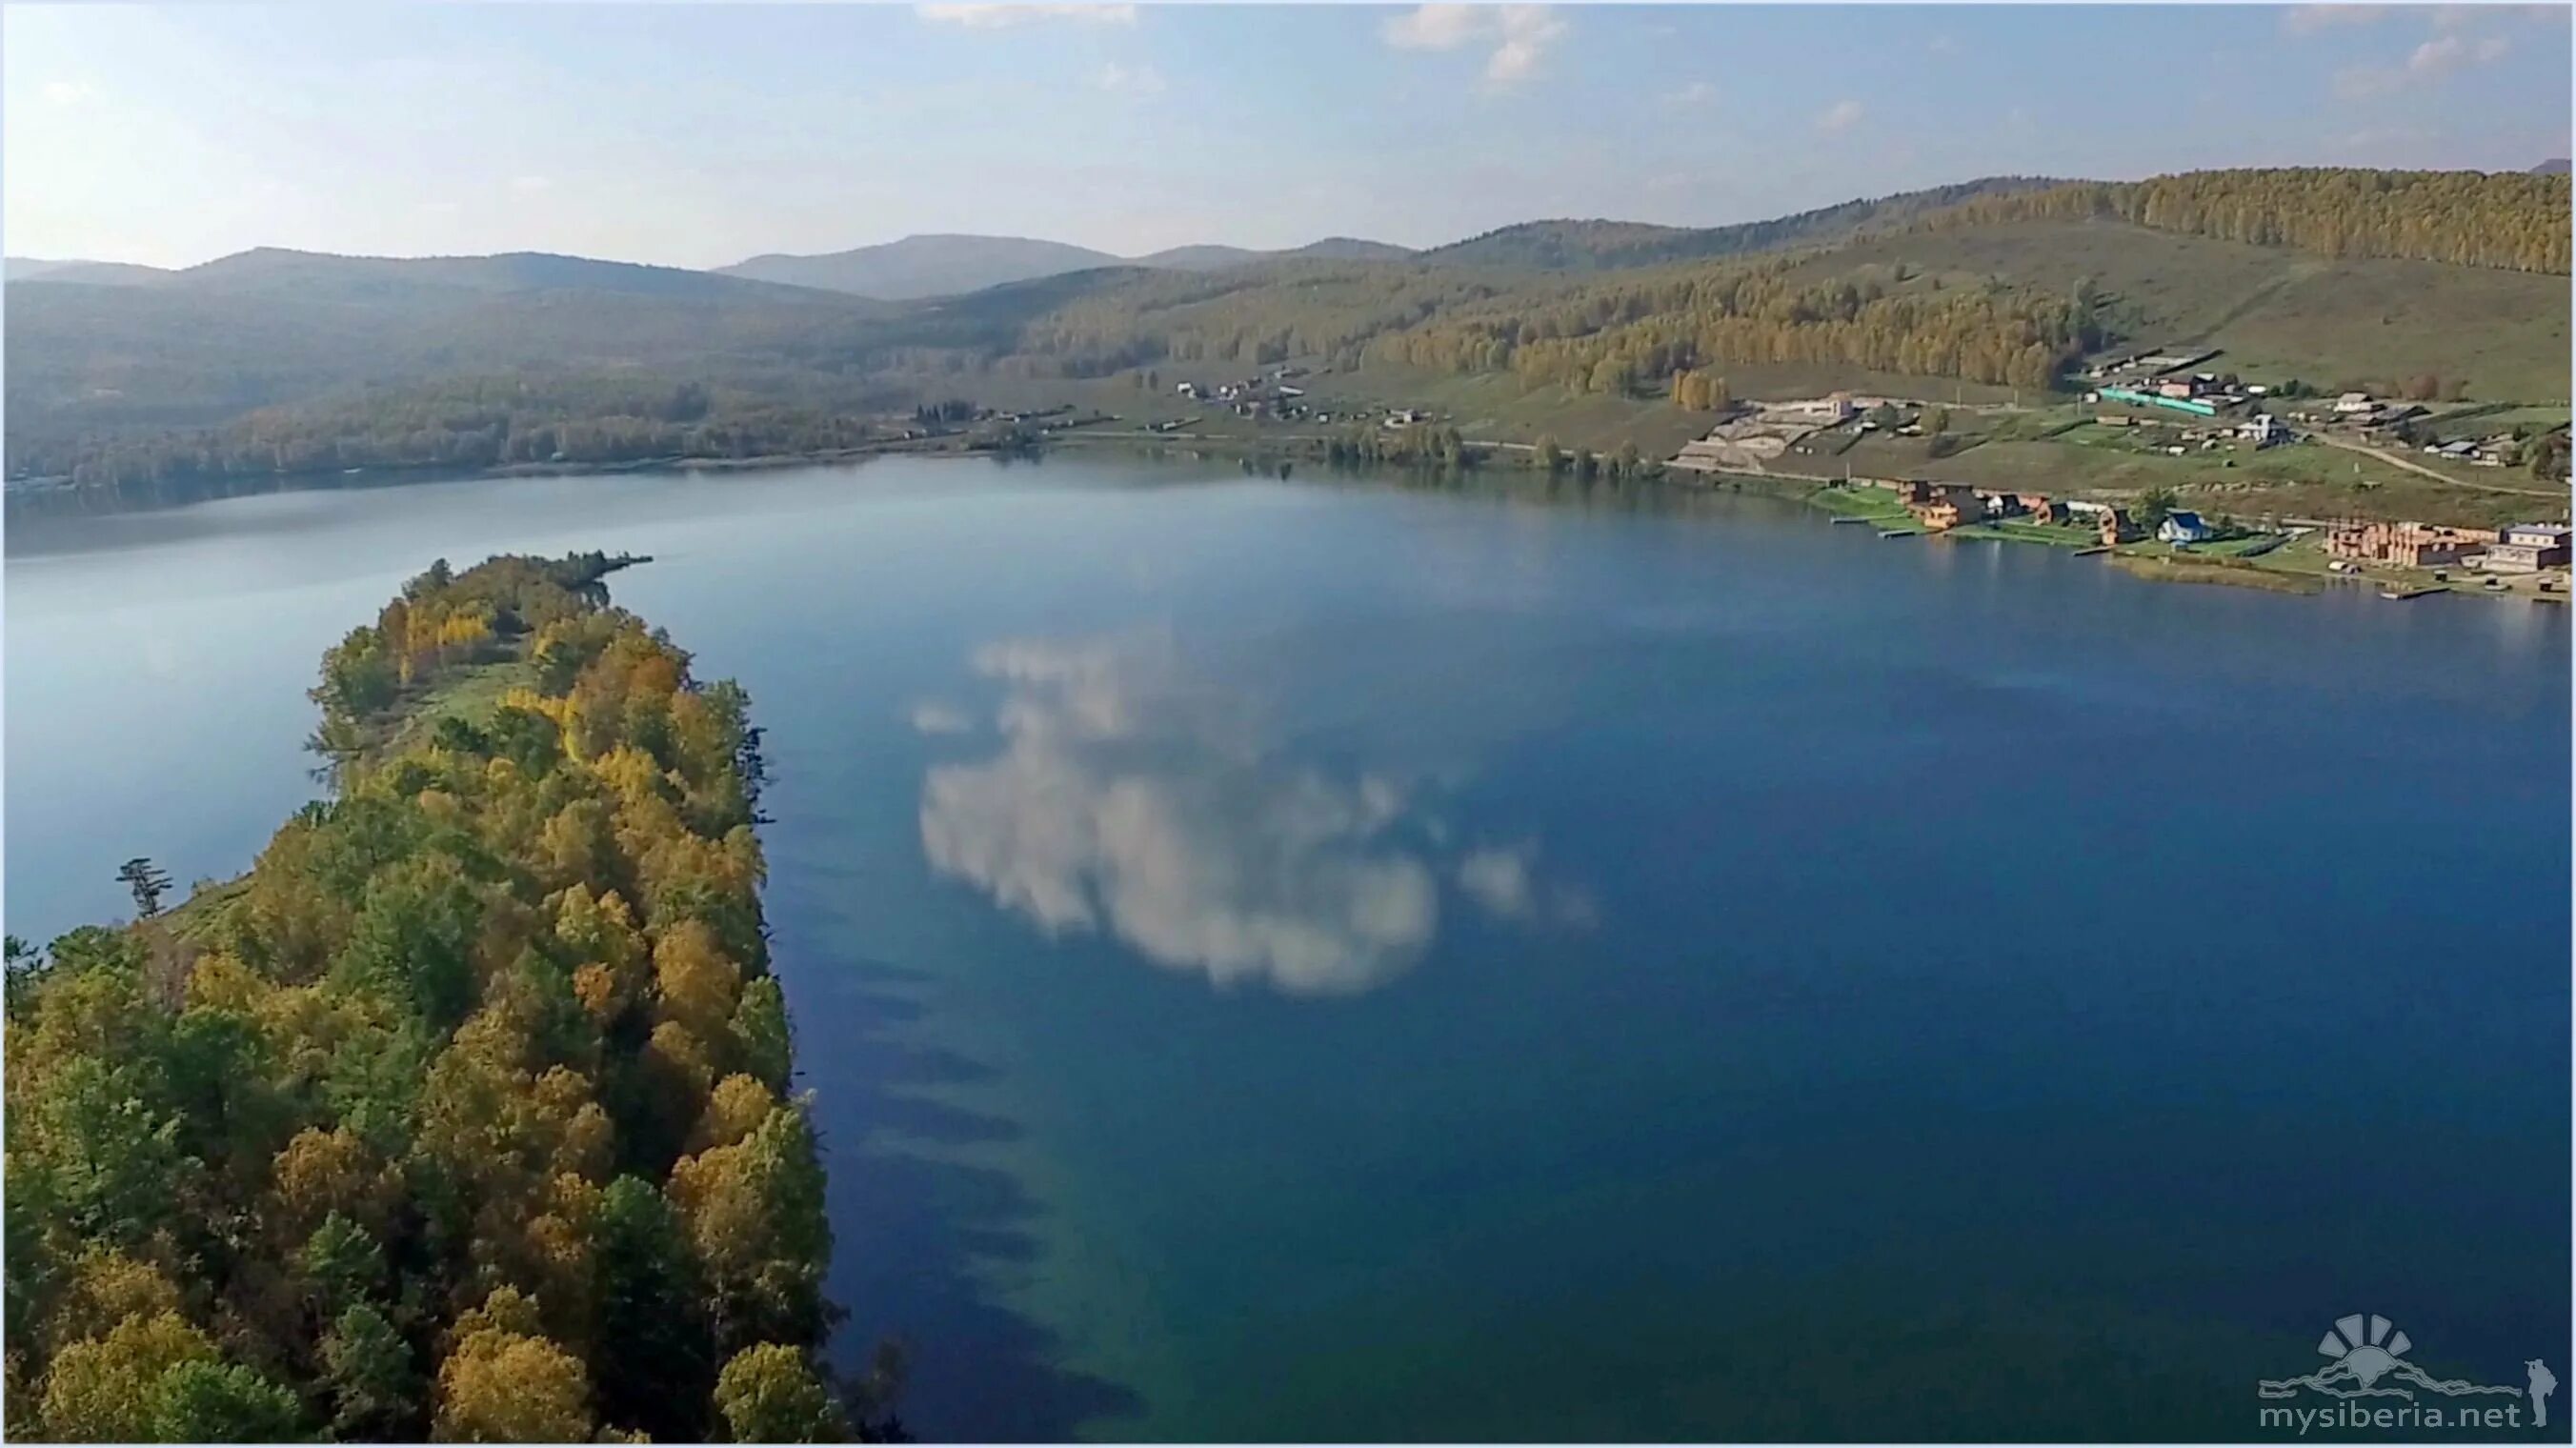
2533 158 2570 175
6 256 175 287
1421 176 2069 272
719 232 1416 299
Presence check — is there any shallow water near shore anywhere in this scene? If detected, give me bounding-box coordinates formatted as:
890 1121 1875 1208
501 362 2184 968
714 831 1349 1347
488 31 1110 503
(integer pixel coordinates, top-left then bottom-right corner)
9 454 2567 1440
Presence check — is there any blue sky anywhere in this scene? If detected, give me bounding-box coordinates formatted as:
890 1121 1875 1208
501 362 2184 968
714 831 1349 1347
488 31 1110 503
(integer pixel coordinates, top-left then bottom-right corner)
5 3 2567 270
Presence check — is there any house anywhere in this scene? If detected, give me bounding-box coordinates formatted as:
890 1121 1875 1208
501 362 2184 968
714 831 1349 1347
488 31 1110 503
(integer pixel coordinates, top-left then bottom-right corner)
2157 511 2211 544
2333 392 2375 414
1176 381 1201 399
2480 523 2573 573
2158 380 2198 400
1909 498 1969 532
2237 414 2291 448
2097 507 2136 546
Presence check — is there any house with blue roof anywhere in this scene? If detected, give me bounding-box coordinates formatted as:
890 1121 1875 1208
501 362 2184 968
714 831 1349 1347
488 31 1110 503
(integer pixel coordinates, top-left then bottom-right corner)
2157 510 2211 545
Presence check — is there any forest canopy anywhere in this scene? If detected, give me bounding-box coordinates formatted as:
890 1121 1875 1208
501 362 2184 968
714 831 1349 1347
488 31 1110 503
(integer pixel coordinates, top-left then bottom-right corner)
4 553 874 1442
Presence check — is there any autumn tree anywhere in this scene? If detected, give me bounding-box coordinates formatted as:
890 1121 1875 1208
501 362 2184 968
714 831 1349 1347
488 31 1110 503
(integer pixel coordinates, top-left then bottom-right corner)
713 1343 848 1443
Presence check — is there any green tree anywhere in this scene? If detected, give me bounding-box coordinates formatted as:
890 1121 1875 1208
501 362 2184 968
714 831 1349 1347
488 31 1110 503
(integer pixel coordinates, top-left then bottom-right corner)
2135 486 2179 530
149 1359 311 1442
299 1213 388 1320
320 1303 422 1439
115 857 172 917
591 1176 717 1442
713 1343 848 1444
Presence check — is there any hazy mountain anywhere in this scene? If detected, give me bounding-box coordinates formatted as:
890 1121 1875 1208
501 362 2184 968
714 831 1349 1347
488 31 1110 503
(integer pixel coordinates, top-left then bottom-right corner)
6 257 173 287
725 232 1417 297
1423 176 2068 271
1133 237 1416 272
722 234 1125 301
1284 236 1415 263
163 247 833 306
2532 158 2570 175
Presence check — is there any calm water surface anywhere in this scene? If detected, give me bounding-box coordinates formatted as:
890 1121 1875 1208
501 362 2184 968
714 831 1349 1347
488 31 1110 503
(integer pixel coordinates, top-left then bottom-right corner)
8 457 2568 1440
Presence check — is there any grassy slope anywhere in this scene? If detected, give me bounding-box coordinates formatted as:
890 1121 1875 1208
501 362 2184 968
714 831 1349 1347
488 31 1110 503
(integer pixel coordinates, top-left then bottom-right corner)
1810 219 2571 402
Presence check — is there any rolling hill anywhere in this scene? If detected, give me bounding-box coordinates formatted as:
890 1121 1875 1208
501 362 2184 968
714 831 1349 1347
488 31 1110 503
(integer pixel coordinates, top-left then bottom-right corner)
10 167 2566 499
720 233 1126 300
1419 176 2067 272
5 256 175 287
723 232 1415 297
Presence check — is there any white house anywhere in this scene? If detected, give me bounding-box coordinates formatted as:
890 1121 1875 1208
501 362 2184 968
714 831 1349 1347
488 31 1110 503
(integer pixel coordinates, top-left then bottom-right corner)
2158 510 2211 544
2333 392 2375 414
2237 413 2290 448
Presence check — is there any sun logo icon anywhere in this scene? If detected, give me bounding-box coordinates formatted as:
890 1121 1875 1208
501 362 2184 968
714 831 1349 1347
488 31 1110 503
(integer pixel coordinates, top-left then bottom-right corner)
2317 1315 2412 1390
2260 1313 2526 1406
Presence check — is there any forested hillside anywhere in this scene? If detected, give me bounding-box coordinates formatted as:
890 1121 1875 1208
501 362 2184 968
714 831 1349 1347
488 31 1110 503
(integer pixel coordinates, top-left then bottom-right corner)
1918 168 2571 274
3 554 871 1442
8 167 2566 494
1421 176 2063 272
1370 256 2087 393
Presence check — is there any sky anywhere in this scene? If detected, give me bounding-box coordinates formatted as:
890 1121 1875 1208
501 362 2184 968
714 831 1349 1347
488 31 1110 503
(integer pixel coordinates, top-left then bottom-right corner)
4 2 2569 271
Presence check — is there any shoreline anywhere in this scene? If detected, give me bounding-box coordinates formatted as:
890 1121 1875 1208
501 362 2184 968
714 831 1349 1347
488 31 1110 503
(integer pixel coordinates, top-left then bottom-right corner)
11 433 2566 607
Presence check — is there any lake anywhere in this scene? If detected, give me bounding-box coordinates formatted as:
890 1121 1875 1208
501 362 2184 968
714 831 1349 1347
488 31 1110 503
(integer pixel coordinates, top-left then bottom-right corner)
8 455 2567 1440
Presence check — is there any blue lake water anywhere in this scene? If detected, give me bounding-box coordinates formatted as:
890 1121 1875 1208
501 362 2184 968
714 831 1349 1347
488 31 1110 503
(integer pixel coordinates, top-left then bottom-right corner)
7 455 2568 1440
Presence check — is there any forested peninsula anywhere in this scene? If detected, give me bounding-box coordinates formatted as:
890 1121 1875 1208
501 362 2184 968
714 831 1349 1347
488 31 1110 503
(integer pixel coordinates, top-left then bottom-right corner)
3 553 881 1442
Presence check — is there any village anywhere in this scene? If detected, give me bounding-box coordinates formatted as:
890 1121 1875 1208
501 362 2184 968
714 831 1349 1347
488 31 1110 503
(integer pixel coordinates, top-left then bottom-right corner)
1657 342 2572 600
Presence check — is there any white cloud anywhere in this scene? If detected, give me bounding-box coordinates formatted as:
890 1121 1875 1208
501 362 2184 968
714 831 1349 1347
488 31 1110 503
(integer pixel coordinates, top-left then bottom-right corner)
1089 60 1165 94
1927 33 1961 53
510 174 552 194
2334 29 2511 97
38 80 97 107
1817 98 1864 133
1382 4 1486 50
910 700 975 735
1660 80 1717 107
1486 6 1567 82
918 634 1585 996
916 3 1136 29
1381 5 1565 85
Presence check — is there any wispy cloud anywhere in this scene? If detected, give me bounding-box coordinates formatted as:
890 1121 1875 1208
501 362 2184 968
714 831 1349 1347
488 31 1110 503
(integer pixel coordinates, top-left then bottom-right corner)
2334 30 2510 97
2284 4 2391 36
510 174 552 194
38 79 98 107
1381 5 1567 86
1927 33 1961 54
1660 80 1717 108
1088 60 1165 94
916 3 1136 29
910 700 975 735
1817 98 1864 133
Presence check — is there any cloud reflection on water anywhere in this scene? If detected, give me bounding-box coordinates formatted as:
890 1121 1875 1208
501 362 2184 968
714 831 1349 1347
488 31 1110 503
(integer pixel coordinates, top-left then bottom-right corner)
917 632 1582 996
